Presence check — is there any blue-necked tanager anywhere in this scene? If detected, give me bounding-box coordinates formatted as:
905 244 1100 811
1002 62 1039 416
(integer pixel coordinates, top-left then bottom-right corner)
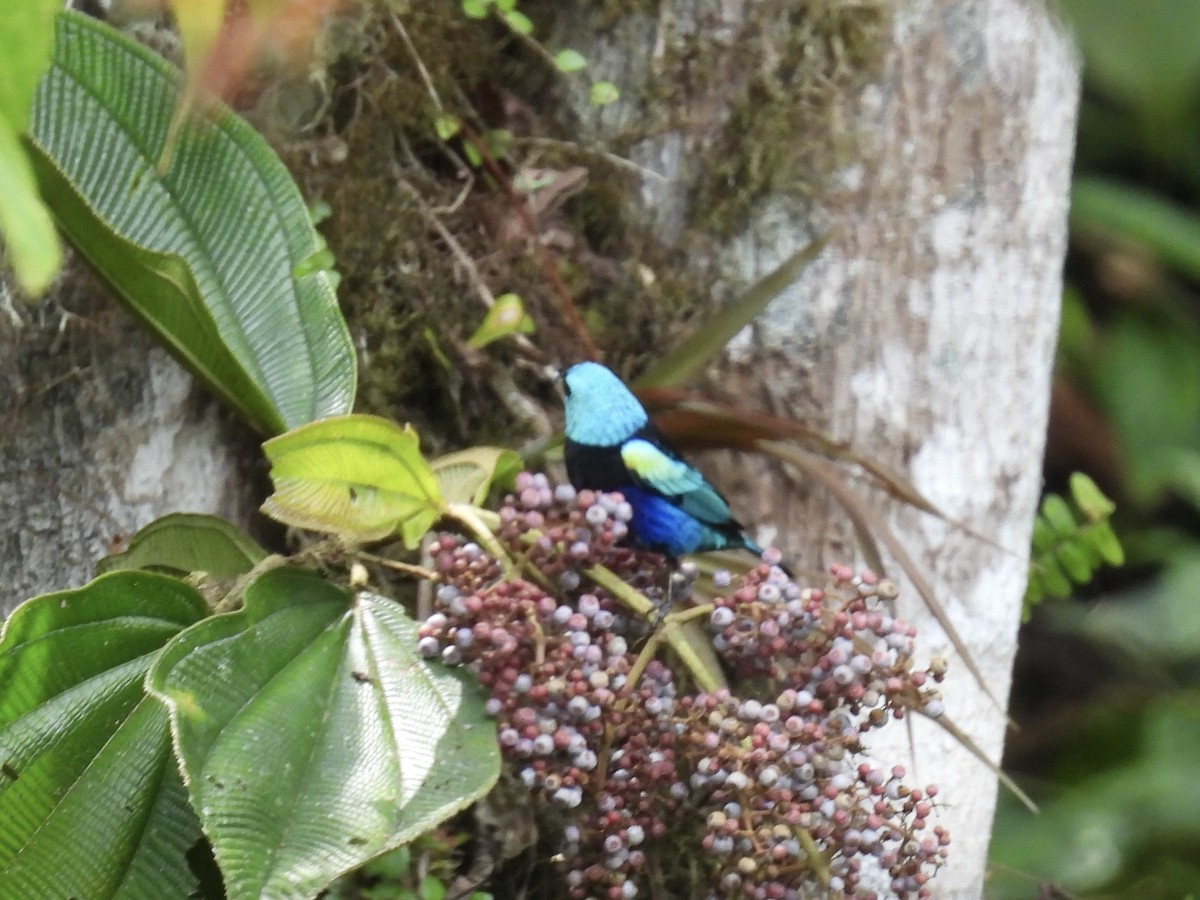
562 361 773 565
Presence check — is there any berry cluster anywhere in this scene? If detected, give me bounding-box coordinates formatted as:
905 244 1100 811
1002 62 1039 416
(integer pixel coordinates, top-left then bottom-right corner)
707 564 946 723
682 689 947 897
418 473 948 898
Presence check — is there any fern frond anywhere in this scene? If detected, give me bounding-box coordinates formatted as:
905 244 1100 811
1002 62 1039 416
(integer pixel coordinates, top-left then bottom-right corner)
1025 473 1124 618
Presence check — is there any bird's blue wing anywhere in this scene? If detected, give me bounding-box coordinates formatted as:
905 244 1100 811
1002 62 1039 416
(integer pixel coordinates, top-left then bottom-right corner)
620 438 733 525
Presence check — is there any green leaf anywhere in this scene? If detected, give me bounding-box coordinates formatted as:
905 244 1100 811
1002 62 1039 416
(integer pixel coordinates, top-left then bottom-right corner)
0 123 61 297
1075 532 1105 569
1054 541 1093 584
588 81 620 105
309 199 333 226
422 327 454 371
0 0 57 133
1069 472 1115 521
1086 521 1126 567
1022 578 1041 621
0 0 62 296
1040 494 1078 539
483 128 513 158
419 875 447 900
162 0 227 143
461 0 489 19
0 572 208 899
293 204 339 285
430 447 521 506
1038 556 1073 599
466 293 535 349
293 244 338 284
1030 514 1057 555
148 568 499 900
511 169 558 193
27 12 356 434
553 49 588 73
97 513 268 578
434 113 461 141
502 10 533 34
262 414 444 548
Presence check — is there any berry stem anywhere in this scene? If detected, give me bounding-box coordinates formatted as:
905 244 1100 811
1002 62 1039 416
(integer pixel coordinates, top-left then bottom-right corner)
587 563 726 692
797 826 832 885
582 563 655 617
653 607 727 692
355 550 438 581
444 502 516 576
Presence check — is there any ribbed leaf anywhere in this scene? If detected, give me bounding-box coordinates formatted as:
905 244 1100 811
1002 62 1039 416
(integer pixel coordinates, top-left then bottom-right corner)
262 415 443 548
26 11 355 434
430 446 521 505
0 572 208 899
148 568 499 900
97 513 268 578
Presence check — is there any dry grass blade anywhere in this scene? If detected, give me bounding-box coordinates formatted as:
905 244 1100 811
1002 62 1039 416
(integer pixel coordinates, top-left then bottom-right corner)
635 234 829 389
759 440 887 574
917 709 1037 814
643 397 1008 553
649 394 931 498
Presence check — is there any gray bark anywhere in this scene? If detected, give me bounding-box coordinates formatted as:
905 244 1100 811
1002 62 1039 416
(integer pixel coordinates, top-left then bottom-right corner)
0 259 260 614
566 0 1078 894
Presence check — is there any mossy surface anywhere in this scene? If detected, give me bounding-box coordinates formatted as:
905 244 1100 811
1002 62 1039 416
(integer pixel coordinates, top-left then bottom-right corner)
687 1 890 237
244 0 888 450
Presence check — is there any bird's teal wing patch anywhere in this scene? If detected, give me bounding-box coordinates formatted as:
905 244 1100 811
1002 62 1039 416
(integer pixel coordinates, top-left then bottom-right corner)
620 439 701 492
621 439 732 525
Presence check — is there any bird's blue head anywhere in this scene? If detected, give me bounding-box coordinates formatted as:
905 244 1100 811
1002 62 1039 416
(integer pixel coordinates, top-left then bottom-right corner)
562 362 648 447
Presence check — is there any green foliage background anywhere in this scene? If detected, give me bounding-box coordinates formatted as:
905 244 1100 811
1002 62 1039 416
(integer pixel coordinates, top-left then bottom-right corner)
988 3 1200 896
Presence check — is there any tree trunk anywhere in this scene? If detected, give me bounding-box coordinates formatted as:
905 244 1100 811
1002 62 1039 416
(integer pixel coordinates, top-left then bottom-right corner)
0 258 261 615
561 0 1079 893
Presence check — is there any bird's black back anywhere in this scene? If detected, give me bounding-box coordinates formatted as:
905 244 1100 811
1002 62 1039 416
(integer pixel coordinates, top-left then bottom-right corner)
565 424 746 531
564 438 629 492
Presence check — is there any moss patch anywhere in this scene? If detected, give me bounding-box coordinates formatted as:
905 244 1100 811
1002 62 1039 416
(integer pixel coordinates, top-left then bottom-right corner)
693 1 889 236
243 0 887 449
